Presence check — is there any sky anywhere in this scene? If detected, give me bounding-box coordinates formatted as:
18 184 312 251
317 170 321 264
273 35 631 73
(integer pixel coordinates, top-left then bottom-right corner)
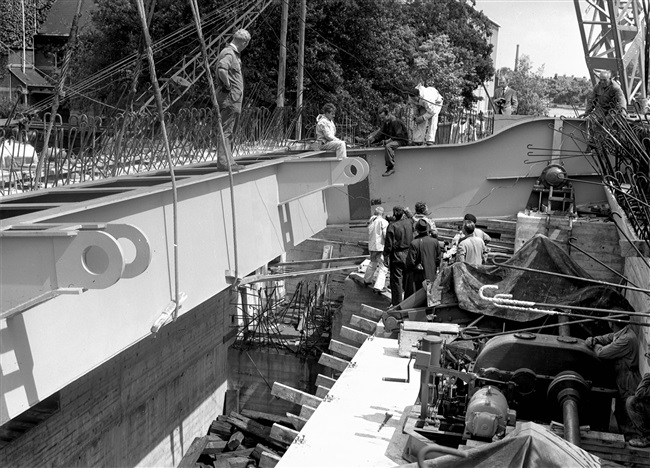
474 0 590 78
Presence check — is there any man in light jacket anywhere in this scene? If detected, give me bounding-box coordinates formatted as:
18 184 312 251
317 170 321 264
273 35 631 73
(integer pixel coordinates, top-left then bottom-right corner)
364 206 389 292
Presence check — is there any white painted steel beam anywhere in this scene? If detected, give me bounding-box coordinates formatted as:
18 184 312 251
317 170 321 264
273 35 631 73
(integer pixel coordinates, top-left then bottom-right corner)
0 155 368 426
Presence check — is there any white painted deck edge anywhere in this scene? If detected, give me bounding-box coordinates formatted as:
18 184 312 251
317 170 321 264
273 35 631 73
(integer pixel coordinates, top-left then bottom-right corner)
277 326 419 468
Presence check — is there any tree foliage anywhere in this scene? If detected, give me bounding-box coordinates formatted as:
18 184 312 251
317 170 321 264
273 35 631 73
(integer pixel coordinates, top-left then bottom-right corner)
0 0 56 49
499 55 592 116
66 0 496 130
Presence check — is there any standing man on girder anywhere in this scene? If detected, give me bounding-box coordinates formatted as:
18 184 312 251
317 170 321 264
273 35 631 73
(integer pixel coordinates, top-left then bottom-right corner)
215 29 251 171
583 70 627 118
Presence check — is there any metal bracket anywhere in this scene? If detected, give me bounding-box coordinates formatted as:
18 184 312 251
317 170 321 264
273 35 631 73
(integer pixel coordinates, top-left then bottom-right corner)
0 223 151 319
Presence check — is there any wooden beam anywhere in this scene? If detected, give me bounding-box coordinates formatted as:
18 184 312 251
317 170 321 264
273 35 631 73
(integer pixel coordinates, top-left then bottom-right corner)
315 373 336 389
224 389 239 416
315 385 329 398
226 457 251 468
212 448 254 460
241 409 295 426
329 339 358 359
226 431 245 451
259 451 281 468
359 304 384 320
271 382 322 408
340 325 370 344
270 423 299 447
318 352 349 372
299 405 316 419
350 314 377 333
177 436 208 467
223 413 272 440
286 412 308 430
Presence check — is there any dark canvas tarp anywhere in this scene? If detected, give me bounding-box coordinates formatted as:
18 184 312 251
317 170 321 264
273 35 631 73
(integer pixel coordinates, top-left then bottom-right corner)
418 422 622 468
438 234 631 322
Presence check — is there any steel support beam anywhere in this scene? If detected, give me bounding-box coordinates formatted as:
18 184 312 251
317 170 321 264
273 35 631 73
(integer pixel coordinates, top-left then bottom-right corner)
0 155 367 425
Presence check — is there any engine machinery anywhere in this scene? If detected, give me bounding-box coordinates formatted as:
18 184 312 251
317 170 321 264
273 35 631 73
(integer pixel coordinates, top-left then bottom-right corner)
411 332 617 447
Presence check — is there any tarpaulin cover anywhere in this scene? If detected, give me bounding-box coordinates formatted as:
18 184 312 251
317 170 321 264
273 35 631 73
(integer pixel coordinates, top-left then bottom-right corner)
438 234 631 322
421 422 621 468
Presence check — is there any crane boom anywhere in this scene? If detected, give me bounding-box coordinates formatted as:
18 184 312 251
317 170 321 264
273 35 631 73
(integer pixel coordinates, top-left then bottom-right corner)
574 0 648 105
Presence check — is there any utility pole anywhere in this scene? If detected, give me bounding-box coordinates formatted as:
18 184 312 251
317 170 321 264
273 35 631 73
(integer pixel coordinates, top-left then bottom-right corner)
295 0 306 140
21 0 26 74
276 0 288 108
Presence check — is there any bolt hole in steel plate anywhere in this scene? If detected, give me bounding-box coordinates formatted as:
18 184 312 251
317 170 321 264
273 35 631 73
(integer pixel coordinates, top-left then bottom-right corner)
83 245 110 275
338 157 369 183
514 332 536 340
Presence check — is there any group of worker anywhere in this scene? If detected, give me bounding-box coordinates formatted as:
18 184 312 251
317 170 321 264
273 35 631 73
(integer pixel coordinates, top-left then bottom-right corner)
363 204 491 307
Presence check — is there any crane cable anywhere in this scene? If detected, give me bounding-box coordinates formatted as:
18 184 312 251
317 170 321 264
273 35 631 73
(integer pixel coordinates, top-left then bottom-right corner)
133 0 181 320
187 0 239 285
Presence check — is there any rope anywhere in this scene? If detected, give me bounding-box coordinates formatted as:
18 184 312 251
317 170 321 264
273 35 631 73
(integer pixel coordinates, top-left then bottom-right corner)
133 0 181 320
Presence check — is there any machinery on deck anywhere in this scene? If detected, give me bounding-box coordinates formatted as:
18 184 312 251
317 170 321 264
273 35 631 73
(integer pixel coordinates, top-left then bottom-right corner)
406 331 618 453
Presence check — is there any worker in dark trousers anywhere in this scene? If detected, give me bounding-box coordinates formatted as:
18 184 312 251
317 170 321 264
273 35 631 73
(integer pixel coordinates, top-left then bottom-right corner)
586 314 641 440
405 219 440 297
383 206 413 306
627 344 650 447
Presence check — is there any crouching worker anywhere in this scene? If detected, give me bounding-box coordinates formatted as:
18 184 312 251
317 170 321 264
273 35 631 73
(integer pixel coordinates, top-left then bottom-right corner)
367 106 409 177
586 314 641 441
627 344 650 447
314 103 347 159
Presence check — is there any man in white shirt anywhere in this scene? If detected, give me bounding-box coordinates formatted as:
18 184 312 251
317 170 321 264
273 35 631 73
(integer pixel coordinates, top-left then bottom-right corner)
364 206 389 291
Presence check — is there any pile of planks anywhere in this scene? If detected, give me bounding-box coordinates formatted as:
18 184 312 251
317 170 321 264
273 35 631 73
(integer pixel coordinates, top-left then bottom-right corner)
178 410 301 468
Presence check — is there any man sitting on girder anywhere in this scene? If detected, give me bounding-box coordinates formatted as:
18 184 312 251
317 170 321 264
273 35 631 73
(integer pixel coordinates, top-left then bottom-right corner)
582 70 627 118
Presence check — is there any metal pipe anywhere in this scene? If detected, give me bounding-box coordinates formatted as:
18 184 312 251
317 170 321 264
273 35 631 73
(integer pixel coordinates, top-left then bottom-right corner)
417 443 469 467
561 395 581 447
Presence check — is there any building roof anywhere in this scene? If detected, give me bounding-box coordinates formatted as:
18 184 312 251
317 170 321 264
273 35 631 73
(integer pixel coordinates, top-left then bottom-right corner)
8 66 54 89
38 0 95 37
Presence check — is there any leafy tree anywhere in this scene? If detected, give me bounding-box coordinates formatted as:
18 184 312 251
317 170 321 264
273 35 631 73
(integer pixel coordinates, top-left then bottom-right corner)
0 0 56 49
64 0 496 131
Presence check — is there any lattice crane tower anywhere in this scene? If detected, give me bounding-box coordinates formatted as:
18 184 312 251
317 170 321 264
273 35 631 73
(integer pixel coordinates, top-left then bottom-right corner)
574 0 648 105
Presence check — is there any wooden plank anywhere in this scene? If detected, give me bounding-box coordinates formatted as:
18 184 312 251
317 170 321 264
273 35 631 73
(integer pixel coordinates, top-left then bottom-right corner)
329 339 358 359
271 382 322 408
226 431 245 451
213 448 254 460
225 412 272 440
240 409 295 426
251 443 278 461
340 325 370 344
402 322 460 333
359 304 383 320
349 314 377 333
286 412 308 430
315 385 329 398
315 373 336 389
259 451 281 468
299 405 316 419
203 435 229 455
270 423 299 447
209 419 234 438
318 352 349 372
226 457 252 468
177 436 208 468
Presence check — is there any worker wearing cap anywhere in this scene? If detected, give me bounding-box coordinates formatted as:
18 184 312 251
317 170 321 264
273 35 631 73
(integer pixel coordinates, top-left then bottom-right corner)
586 315 641 440
405 219 440 296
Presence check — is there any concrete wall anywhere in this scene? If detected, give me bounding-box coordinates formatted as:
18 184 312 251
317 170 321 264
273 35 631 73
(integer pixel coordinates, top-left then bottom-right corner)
0 289 236 468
